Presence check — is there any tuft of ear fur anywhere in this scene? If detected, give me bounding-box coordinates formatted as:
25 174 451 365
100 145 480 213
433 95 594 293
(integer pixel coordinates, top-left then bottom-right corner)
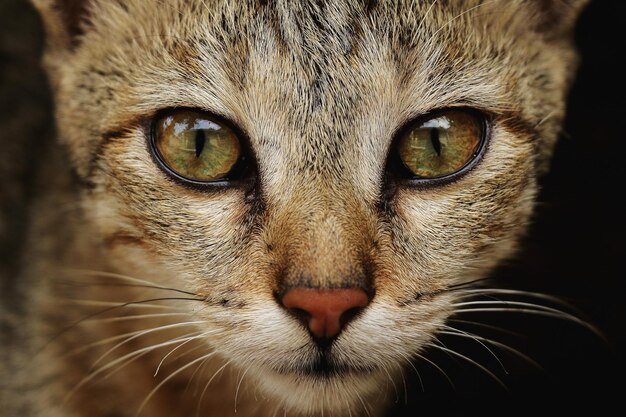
532 0 590 38
31 0 91 49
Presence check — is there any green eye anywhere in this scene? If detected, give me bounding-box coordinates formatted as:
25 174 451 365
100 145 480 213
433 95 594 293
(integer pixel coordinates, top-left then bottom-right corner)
396 110 484 179
152 110 241 182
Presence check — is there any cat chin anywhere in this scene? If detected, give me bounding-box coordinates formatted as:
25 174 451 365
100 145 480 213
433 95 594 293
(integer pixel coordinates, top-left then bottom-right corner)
248 363 393 416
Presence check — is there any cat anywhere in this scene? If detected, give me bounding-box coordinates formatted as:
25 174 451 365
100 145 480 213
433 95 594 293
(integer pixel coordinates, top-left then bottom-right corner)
1 0 590 416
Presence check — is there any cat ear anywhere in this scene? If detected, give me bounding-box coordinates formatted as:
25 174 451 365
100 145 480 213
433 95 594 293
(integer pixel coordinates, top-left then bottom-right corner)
532 0 590 38
31 0 92 49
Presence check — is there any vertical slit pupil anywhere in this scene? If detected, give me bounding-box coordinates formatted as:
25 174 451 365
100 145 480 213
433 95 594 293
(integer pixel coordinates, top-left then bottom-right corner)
195 129 206 158
430 128 441 156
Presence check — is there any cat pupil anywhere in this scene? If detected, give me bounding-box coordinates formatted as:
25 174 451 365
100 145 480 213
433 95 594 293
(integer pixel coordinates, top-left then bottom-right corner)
429 128 442 156
195 129 206 158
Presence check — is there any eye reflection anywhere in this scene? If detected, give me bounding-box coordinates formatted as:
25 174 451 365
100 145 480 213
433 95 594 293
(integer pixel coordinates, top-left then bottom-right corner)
396 110 483 179
152 110 241 182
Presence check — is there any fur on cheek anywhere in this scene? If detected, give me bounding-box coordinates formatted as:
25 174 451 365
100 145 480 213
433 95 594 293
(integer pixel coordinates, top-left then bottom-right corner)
389 125 537 289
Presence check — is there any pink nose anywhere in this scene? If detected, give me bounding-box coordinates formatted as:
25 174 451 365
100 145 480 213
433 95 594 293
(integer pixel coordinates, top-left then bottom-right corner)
281 288 370 340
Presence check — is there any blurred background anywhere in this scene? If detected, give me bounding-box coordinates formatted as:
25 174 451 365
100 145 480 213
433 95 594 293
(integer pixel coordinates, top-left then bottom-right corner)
1 0 624 415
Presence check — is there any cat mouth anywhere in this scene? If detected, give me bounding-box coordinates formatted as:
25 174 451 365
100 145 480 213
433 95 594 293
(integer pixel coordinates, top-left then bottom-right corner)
274 349 377 378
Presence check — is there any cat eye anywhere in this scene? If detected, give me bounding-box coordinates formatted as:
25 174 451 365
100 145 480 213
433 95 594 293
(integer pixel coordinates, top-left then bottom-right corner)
392 110 486 182
151 110 244 184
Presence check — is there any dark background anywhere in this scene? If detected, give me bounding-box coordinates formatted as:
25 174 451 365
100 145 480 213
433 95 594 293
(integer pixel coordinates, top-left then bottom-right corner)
1 0 624 415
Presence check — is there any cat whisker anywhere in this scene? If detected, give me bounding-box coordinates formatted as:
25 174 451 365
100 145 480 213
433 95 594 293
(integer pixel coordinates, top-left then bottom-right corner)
234 363 252 414
447 318 522 338
137 351 218 416
445 277 492 291
57 299 186 310
398 351 424 392
437 329 541 370
64 296 206 319
381 362 399 404
65 332 204 403
346 396 354 417
86 312 191 324
437 324 507 374
452 299 590 324
430 0 497 39
197 358 232 417
59 268 202 297
452 307 604 339
154 331 212 376
425 341 508 391
451 287 587 315
35 297 204 362
100 333 209 381
415 0 438 35
62 319 198 359
535 110 557 128
395 360 409 405
449 287 604 338
185 347 214 395
342 392 353 417
413 351 454 390
91 321 208 369
354 386 373 417
59 280 201 296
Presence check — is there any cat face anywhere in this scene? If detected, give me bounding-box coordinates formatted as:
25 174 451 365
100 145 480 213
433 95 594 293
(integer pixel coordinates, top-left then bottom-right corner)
33 0 586 414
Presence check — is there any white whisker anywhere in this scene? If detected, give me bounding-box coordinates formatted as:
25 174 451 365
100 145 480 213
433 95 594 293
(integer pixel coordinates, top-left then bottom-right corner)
185 349 214 395
438 329 540 369
62 325 188 360
398 351 424 392
425 342 507 390
92 321 207 368
137 352 218 416
100 334 207 380
354 387 372 417
398 362 408 405
438 324 507 374
453 300 569 314
87 312 192 323
414 351 455 390
452 307 603 337
197 359 232 416
234 364 251 414
154 333 207 376
382 363 399 403
448 318 522 338
453 288 586 314
65 332 203 402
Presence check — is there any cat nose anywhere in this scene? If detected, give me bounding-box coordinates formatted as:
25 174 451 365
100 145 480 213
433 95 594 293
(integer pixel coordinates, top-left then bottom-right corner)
281 287 370 341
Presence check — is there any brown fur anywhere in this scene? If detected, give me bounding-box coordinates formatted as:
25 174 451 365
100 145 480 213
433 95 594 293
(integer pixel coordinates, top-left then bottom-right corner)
3 1 587 416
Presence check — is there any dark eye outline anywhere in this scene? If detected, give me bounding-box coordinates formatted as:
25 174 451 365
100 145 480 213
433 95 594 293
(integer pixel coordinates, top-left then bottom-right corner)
149 108 255 189
386 108 490 187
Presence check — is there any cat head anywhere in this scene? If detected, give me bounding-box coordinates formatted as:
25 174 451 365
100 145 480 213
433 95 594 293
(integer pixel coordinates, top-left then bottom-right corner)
32 0 587 414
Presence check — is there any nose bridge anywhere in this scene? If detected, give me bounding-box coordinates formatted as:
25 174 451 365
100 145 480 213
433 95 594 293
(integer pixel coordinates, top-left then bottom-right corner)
298 212 358 283
275 182 372 291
